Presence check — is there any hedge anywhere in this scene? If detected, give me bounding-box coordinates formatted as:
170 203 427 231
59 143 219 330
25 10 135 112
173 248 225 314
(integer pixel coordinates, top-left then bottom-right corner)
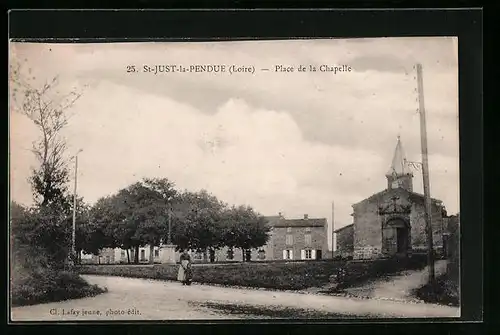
79 261 341 290
79 256 428 291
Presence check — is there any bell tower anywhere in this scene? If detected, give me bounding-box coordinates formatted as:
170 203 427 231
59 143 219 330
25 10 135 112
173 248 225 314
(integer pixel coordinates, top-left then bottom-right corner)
386 136 413 192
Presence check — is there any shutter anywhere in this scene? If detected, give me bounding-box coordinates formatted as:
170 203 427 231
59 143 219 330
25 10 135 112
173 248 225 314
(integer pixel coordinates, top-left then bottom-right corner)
290 250 294 260
311 249 316 260
283 249 287 260
301 250 305 260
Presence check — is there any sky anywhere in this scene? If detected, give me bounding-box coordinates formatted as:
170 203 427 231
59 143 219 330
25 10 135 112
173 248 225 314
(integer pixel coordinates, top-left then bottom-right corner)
9 37 459 251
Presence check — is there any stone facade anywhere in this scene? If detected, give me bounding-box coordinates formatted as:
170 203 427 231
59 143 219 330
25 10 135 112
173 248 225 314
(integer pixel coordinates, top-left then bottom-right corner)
82 214 329 264
334 224 354 257
271 225 328 260
350 137 451 260
213 214 329 261
352 186 447 260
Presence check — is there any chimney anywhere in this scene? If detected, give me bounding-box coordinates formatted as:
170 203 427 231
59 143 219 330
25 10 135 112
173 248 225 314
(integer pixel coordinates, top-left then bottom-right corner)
278 212 282 217
304 214 308 220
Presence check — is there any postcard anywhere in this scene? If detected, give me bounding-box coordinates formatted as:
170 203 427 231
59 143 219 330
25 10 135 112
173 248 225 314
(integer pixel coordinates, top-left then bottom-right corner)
9 37 460 321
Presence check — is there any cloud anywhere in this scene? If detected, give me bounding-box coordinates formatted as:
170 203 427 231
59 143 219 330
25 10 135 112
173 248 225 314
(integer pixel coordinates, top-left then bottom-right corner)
9 38 460 252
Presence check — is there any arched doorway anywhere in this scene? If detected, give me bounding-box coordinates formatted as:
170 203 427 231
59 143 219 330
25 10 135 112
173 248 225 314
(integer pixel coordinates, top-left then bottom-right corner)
382 218 410 257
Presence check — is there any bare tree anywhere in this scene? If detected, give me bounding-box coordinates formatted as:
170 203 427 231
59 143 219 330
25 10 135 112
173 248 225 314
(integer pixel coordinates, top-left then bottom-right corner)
9 59 84 209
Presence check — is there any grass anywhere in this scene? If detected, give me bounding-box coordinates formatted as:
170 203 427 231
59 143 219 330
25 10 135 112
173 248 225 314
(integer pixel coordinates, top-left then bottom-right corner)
412 273 459 307
80 261 341 290
11 267 107 307
79 255 429 292
331 254 429 291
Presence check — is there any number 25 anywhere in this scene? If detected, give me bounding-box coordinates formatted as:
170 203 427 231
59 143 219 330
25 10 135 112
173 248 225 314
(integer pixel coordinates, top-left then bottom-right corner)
127 65 136 73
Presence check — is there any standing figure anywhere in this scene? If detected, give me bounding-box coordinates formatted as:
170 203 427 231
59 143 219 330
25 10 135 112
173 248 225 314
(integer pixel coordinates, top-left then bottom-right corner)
177 250 192 285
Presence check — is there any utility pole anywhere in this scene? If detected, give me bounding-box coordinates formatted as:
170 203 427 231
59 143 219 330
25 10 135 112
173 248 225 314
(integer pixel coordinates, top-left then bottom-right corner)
331 201 335 258
416 63 435 284
167 206 172 244
72 149 83 265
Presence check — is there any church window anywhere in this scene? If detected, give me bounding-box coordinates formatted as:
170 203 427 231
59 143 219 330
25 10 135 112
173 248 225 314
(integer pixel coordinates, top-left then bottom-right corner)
286 235 293 245
287 227 292 233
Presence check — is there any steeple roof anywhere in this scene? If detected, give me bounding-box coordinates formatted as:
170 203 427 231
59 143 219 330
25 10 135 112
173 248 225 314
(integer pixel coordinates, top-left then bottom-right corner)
386 136 411 176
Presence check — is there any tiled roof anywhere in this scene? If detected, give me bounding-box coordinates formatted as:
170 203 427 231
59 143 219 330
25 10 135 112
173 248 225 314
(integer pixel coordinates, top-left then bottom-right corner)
334 224 354 233
264 216 326 228
263 216 281 226
352 188 443 207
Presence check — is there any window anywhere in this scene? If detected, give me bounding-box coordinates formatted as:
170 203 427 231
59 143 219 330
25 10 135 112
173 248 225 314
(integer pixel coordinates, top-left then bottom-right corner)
227 249 234 260
305 250 312 259
287 227 292 233
154 249 159 257
305 227 311 233
305 234 312 246
283 249 293 260
286 235 293 245
121 250 126 257
105 256 111 264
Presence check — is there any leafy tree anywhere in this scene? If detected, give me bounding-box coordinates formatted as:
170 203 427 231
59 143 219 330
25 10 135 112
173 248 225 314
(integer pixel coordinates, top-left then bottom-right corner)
173 190 227 262
134 178 177 264
223 205 271 262
10 58 85 265
89 178 177 264
89 195 133 262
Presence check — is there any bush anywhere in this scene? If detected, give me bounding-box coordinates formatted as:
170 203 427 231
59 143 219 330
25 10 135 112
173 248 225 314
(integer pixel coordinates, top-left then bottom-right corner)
79 257 428 292
413 273 459 306
79 261 345 290
331 254 428 290
11 268 107 307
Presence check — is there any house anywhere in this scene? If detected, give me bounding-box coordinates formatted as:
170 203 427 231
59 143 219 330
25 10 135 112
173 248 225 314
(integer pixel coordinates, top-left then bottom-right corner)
80 245 179 264
350 136 451 260
81 214 329 264
213 213 329 261
334 224 354 257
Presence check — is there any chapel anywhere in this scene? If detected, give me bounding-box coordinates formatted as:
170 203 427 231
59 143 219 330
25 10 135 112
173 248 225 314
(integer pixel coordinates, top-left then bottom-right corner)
351 137 448 260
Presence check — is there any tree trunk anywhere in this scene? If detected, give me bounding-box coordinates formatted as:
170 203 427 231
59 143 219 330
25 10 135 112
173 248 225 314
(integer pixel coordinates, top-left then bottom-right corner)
134 245 139 264
149 243 155 264
126 249 130 264
241 248 245 262
245 249 251 262
209 248 215 263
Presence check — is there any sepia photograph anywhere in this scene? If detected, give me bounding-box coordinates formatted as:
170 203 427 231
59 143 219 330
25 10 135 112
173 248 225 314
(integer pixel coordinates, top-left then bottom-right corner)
9 37 460 321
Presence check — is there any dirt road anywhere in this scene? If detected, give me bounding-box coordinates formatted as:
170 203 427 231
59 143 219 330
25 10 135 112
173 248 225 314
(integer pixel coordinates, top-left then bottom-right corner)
11 274 460 321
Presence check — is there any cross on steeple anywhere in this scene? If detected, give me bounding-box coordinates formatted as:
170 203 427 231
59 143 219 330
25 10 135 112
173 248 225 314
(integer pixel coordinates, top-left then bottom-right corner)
390 196 399 211
386 136 414 192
